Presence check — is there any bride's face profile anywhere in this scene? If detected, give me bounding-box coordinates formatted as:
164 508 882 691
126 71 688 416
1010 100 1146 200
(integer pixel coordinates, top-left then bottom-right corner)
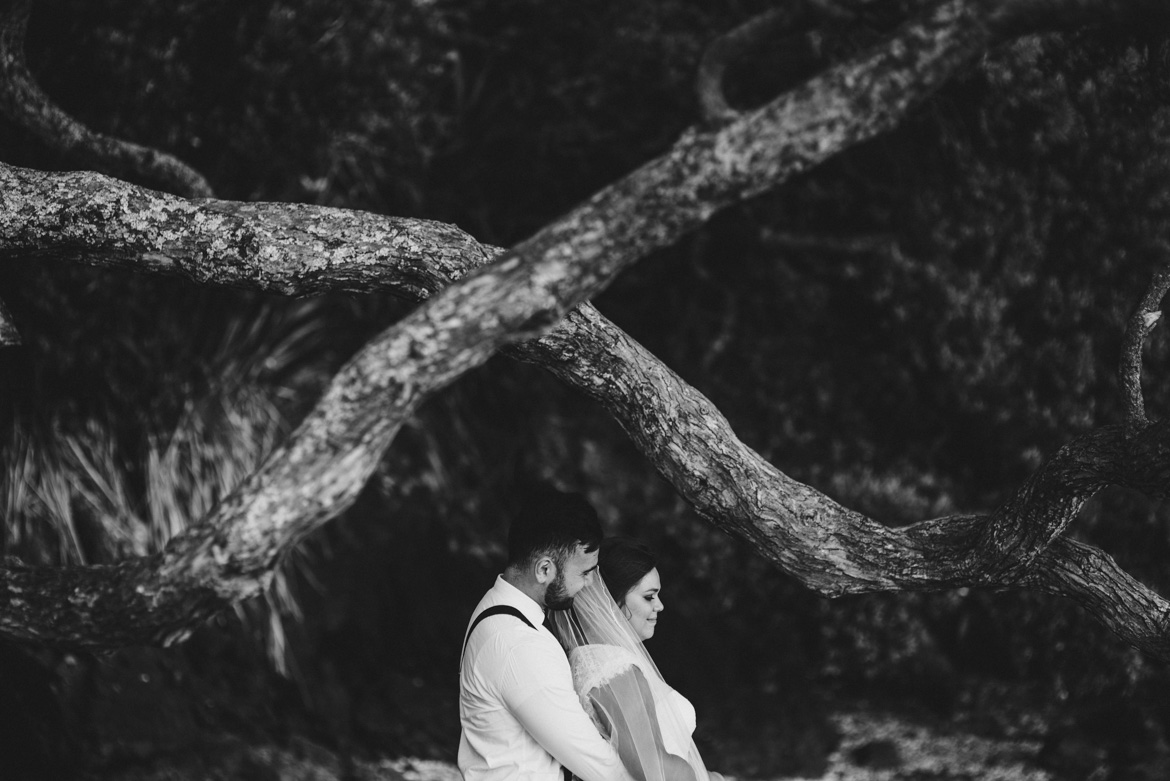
620 567 664 641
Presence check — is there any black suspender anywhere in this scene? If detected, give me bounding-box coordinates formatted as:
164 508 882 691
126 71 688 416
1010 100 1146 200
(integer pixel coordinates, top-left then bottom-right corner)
459 604 537 668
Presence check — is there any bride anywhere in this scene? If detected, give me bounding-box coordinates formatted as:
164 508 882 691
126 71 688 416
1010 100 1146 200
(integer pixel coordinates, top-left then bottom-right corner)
551 537 724 781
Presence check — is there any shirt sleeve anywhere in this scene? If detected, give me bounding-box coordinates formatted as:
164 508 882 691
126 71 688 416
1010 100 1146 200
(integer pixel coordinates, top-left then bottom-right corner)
500 638 635 781
512 686 635 781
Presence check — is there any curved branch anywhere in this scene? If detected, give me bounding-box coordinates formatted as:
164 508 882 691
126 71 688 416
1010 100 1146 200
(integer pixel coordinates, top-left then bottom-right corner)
1120 264 1170 436
521 310 1170 594
0 0 213 198
974 421 1170 578
697 8 800 125
1029 537 1170 659
697 2 855 126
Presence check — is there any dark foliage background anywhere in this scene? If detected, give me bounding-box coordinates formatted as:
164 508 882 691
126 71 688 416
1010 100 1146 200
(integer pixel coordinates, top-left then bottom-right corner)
2 0 1170 778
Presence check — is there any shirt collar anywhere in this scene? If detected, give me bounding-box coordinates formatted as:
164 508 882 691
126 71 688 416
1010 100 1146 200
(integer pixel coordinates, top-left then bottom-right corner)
493 574 548 626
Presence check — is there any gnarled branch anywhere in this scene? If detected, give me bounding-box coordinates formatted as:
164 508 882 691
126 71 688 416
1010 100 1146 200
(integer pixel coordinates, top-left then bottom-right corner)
0 0 213 198
524 311 1170 596
1030 537 1170 659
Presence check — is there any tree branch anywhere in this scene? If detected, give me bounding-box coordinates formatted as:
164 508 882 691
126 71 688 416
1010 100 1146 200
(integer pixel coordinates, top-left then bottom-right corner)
1029 536 1170 659
976 422 1170 578
0 0 214 198
0 166 490 299
1120 263 1170 437
0 555 217 647
697 8 807 125
521 311 1170 595
697 2 861 126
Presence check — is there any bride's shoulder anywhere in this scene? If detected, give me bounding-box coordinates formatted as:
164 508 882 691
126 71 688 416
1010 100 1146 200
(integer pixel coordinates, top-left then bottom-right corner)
568 644 641 688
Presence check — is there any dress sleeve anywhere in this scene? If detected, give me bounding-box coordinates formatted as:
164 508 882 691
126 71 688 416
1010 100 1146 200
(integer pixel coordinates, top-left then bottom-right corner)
588 665 698 781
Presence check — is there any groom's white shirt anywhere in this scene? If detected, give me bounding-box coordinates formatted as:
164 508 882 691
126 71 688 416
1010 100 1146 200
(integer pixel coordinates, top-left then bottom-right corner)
459 575 634 781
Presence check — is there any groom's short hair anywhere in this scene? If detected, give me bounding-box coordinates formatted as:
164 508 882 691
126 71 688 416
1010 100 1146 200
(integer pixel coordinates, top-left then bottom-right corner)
507 484 603 568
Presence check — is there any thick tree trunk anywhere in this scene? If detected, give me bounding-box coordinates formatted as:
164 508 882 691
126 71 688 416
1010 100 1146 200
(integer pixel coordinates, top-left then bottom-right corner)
1 0 1168 660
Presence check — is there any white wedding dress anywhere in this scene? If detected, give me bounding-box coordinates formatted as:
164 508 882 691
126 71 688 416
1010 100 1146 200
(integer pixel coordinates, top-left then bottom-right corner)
569 644 697 758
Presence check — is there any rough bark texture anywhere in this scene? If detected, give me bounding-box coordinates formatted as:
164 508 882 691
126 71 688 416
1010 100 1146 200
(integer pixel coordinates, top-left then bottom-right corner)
0 0 213 198
1030 537 1170 658
0 0 1169 659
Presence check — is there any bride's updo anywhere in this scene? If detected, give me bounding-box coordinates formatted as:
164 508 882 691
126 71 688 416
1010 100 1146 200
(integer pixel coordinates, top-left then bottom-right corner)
599 536 656 603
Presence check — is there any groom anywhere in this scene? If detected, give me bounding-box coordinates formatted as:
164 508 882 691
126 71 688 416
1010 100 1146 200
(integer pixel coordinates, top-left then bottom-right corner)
458 484 635 781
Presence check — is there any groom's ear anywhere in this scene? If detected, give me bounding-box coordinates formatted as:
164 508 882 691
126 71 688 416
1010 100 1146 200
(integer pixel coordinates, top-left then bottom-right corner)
533 556 556 585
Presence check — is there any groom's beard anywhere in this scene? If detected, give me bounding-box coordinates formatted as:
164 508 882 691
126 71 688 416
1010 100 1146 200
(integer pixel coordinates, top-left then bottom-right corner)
544 571 575 611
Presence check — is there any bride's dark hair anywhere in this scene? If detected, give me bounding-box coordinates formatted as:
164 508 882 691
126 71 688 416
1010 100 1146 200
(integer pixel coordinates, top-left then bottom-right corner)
599 536 657 604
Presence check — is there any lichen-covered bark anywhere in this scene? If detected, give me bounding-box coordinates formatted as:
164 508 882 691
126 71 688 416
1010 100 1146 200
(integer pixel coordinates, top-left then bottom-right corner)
0 166 490 299
1 0 1168 657
0 0 213 198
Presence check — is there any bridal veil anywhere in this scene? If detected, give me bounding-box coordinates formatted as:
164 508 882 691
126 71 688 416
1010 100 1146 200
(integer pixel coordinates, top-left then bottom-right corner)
551 576 714 781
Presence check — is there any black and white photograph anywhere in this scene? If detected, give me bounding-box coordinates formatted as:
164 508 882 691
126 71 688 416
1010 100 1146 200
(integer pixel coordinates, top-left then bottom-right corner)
2 1 1170 779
